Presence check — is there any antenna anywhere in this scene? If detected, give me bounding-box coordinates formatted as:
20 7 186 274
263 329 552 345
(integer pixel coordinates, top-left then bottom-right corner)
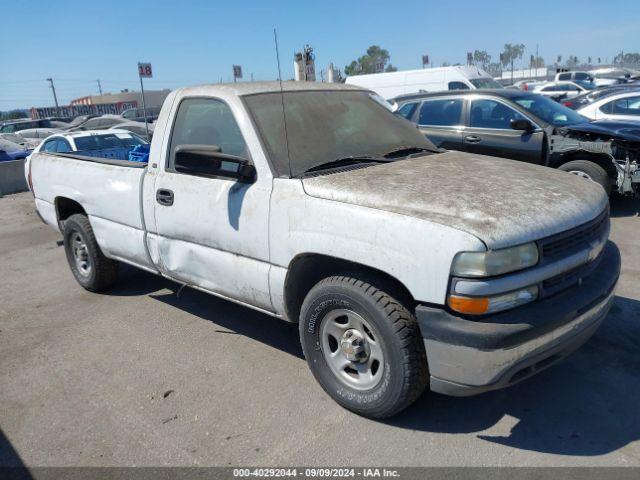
274 28 293 178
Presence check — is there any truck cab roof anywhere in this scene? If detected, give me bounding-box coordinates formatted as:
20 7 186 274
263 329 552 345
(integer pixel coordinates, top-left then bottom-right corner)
176 81 365 98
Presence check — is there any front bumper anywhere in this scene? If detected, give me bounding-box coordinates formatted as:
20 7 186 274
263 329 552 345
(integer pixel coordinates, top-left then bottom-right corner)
416 241 621 396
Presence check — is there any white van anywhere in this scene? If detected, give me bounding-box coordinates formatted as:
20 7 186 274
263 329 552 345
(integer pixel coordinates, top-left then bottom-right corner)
345 66 502 100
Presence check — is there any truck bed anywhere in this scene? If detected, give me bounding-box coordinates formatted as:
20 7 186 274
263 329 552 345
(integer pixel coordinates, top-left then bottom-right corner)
30 151 153 270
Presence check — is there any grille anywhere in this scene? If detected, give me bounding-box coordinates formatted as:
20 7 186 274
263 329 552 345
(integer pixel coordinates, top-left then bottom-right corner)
544 268 581 289
540 210 609 262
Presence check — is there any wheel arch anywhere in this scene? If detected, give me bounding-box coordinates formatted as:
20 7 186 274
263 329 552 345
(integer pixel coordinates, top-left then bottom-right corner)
553 152 617 180
283 253 416 324
54 196 87 231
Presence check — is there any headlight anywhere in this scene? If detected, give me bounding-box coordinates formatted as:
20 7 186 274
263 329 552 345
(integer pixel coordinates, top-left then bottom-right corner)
452 242 539 277
448 285 539 315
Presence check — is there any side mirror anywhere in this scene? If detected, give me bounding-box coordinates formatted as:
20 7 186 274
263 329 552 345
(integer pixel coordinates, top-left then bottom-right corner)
510 118 535 132
174 144 256 183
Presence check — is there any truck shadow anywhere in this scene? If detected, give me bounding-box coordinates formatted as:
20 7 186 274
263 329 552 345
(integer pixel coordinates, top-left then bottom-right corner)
387 294 640 456
0 428 32 477
609 195 639 218
150 283 304 360
105 267 639 457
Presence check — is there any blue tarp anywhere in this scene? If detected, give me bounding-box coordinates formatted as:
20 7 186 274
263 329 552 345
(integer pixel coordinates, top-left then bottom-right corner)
128 144 150 163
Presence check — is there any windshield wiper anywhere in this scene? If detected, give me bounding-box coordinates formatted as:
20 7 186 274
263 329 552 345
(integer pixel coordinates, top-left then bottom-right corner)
382 146 437 158
302 155 390 174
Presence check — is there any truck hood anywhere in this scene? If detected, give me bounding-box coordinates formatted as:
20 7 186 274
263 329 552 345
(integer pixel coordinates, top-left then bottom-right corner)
301 151 608 249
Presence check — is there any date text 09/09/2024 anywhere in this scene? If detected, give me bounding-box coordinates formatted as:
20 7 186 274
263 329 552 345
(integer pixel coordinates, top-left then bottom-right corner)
232 468 400 477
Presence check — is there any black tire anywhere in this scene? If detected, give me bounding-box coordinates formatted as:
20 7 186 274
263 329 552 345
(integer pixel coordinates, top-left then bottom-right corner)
63 214 119 292
299 275 428 419
559 160 611 195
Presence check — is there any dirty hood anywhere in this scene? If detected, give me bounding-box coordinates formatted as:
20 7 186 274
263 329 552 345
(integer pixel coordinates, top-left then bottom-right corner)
302 151 608 249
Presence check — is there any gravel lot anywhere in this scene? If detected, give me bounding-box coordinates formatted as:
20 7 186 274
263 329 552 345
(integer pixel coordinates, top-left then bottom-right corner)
1 191 639 467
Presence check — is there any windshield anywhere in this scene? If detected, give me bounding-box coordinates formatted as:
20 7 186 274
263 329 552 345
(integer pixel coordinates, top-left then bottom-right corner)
244 90 437 177
74 133 148 151
470 77 503 89
512 94 587 126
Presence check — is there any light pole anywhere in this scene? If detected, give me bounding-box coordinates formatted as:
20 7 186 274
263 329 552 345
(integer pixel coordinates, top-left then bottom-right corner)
46 78 60 116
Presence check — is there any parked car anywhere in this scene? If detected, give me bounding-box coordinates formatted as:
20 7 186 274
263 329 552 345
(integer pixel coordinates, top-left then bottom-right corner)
532 81 594 100
45 116 73 123
120 106 162 122
0 118 52 133
511 80 545 91
0 138 30 161
394 89 640 195
555 70 619 87
561 85 639 110
576 90 640 122
69 115 128 131
30 129 148 160
26 82 620 419
589 67 640 83
63 115 98 130
0 132 37 150
16 128 62 147
49 121 72 129
108 121 154 139
346 66 502 100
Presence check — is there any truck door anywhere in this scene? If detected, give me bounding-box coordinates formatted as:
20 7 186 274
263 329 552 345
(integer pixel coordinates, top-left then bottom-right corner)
152 96 274 312
464 97 544 164
416 97 465 150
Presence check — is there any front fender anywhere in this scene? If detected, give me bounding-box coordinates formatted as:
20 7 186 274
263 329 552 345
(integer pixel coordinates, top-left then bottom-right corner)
269 179 485 306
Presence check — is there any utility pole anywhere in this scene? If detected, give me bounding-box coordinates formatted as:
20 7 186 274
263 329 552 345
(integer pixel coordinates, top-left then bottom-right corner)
46 78 60 116
97 79 103 95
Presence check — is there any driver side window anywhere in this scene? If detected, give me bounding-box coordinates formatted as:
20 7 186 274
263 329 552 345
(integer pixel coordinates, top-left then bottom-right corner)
470 99 525 129
168 97 249 171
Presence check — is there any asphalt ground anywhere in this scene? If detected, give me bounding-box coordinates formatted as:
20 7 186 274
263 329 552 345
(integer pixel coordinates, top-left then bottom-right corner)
1 192 639 467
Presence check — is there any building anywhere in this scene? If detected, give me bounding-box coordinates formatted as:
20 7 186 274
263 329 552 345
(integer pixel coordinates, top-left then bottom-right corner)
30 89 172 119
71 89 171 108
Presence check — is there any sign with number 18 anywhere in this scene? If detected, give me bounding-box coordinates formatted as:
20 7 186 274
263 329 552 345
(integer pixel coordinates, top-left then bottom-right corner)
138 63 153 78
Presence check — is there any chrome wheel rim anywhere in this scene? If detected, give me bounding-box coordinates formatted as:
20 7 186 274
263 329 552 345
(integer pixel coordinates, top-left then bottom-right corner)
71 232 91 276
568 170 593 180
320 309 384 390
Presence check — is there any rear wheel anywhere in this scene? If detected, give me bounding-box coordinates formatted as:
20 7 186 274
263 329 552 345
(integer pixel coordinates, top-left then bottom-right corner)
299 275 428 418
559 160 611 195
63 214 119 291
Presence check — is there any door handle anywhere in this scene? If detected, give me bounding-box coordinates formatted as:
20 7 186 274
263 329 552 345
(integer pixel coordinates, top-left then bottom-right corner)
464 135 482 144
156 189 174 206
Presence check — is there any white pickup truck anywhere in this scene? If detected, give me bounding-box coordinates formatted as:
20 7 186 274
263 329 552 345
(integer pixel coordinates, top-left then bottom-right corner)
27 82 620 418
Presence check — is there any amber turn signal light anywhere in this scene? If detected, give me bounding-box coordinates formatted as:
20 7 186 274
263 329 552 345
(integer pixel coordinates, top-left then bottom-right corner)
448 295 490 315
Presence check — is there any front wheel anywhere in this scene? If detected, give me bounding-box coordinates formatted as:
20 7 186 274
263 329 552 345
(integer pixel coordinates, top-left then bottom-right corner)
299 275 428 418
558 160 611 195
63 214 119 292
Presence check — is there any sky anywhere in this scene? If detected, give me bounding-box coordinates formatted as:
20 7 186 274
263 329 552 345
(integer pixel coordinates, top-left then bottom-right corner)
1 0 639 110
